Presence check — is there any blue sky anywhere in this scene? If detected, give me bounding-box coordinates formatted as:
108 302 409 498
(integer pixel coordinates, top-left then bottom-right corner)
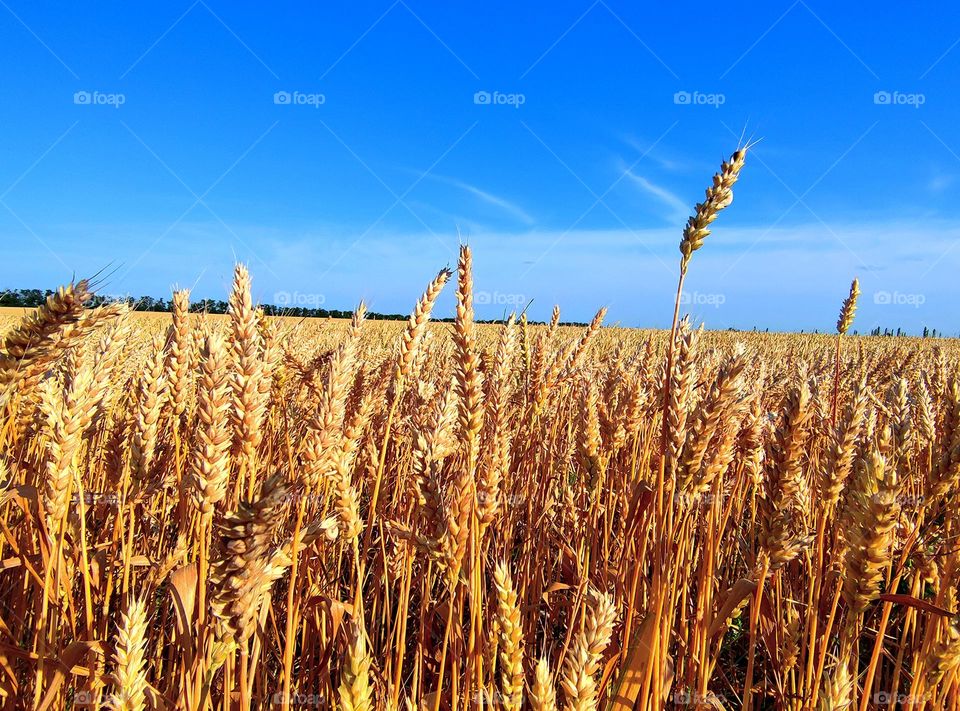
1 2 959 333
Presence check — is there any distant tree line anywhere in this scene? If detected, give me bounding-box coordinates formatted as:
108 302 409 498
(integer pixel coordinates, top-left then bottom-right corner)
12 288 950 335
0 287 585 326
746 325 954 338
867 326 948 338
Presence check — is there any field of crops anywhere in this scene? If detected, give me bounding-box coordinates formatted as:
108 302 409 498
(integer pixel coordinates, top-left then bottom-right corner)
3 149 960 710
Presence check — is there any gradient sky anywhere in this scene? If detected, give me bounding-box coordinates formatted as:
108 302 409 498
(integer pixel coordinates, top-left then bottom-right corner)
1 2 959 333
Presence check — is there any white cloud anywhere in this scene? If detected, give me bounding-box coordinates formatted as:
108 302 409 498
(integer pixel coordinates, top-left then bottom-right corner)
4 218 960 333
423 174 535 226
622 170 690 223
620 135 689 172
928 174 954 192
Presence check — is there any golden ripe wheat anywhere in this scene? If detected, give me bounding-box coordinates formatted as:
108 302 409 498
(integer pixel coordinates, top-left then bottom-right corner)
1 148 959 710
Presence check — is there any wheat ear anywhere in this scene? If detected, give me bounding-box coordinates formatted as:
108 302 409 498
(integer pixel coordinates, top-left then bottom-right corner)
0 279 92 392
560 591 617 711
836 278 860 335
678 147 748 273
493 562 524 711
339 622 373 711
109 596 149 711
530 657 559 711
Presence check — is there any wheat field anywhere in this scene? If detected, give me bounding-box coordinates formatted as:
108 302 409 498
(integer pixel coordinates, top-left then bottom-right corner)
2 149 960 710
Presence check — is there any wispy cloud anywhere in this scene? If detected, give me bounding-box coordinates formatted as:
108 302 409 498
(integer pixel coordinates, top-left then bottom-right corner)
929 174 955 193
424 173 535 225
621 135 688 172
404 200 487 236
622 169 690 223
5 218 960 333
